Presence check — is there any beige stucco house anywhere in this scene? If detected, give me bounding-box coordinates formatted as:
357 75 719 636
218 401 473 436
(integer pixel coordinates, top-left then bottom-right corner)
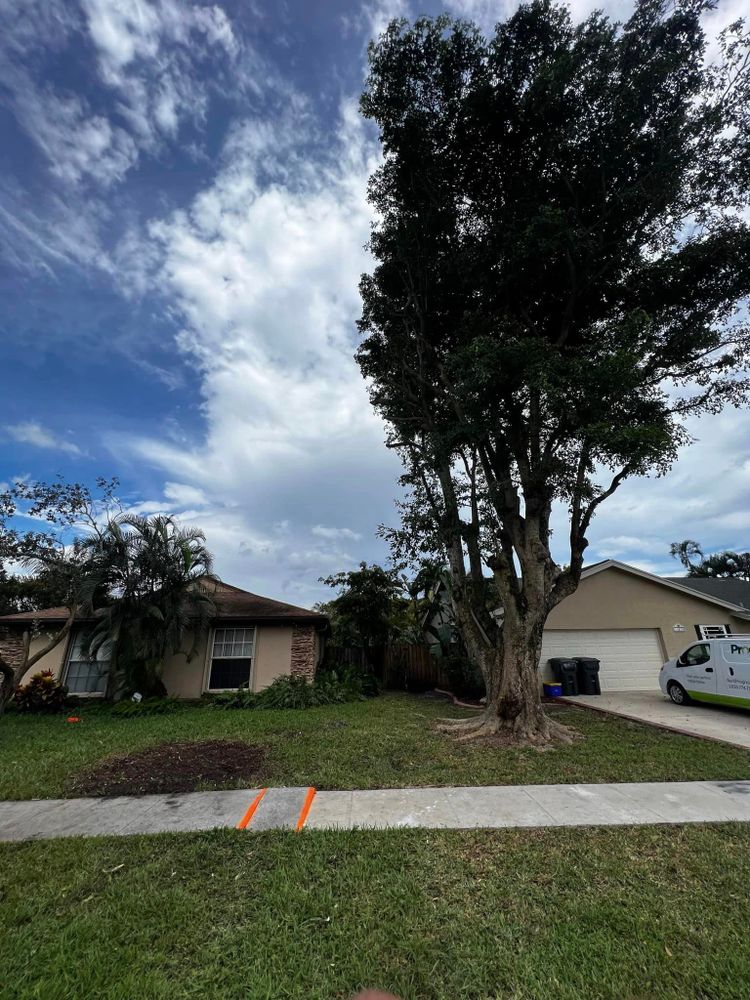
0 582 329 699
540 559 750 691
424 558 750 693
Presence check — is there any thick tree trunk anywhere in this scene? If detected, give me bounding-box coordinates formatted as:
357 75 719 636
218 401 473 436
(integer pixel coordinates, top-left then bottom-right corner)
440 600 574 746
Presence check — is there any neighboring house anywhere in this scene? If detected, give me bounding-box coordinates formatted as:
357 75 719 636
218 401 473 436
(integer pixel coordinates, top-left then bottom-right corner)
421 581 461 655
542 560 750 690
419 559 750 693
0 582 329 698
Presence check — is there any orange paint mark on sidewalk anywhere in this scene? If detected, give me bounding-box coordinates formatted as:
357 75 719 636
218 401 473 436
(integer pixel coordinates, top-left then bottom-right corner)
296 787 317 831
236 788 268 830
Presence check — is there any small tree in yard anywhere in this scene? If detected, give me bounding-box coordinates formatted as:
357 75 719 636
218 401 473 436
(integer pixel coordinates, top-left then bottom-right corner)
357 0 750 743
319 563 406 653
0 478 117 715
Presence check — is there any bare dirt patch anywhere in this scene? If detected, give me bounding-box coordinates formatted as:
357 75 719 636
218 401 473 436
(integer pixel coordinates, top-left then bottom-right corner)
69 740 269 797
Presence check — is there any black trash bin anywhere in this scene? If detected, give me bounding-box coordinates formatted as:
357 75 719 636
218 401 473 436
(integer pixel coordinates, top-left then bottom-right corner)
548 657 579 696
576 657 601 695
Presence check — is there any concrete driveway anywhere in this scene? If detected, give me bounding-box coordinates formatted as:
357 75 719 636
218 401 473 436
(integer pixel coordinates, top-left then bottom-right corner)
565 691 750 749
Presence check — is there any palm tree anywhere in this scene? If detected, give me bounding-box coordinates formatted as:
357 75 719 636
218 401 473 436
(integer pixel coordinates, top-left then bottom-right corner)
85 514 218 698
669 540 703 574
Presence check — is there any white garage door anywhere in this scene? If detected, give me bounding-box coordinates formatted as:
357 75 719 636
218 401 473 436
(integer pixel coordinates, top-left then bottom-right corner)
540 629 664 692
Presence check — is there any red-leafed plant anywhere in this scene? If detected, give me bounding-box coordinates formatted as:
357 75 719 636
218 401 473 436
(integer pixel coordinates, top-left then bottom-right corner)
14 670 68 714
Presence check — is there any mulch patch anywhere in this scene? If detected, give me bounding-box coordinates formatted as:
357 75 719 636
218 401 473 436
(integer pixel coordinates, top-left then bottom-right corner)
69 739 269 797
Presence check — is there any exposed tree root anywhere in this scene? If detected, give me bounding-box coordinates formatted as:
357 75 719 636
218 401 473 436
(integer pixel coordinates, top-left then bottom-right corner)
435 716 490 734
453 720 508 743
436 710 579 748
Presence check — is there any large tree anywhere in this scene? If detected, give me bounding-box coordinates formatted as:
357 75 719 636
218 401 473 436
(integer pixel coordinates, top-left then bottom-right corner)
357 0 750 743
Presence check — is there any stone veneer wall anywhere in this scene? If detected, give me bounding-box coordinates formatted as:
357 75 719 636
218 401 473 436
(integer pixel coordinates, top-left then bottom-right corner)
0 628 25 672
290 624 316 682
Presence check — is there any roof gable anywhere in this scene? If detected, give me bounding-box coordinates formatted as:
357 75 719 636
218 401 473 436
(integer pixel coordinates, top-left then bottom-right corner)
581 560 750 619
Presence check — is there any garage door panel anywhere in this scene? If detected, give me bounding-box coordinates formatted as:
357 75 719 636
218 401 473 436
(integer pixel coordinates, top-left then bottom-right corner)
540 629 663 691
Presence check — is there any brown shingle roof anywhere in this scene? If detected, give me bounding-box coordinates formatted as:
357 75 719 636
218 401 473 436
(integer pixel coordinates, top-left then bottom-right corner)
0 581 328 627
208 582 328 624
0 606 75 623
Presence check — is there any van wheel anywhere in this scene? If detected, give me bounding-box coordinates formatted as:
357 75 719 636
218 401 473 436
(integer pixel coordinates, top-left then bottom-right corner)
668 681 690 705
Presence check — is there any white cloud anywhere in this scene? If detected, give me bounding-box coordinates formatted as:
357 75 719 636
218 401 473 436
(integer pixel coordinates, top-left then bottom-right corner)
11 88 138 188
312 525 363 541
0 0 246 199
105 96 401 601
162 482 209 507
551 407 750 577
82 0 240 151
5 421 83 457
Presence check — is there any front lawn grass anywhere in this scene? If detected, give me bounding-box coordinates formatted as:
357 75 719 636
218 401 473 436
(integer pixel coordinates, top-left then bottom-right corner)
2 693 750 800
2 823 750 999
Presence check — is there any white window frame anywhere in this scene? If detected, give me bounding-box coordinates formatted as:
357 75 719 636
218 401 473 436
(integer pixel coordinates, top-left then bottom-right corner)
205 626 256 692
63 629 110 697
695 624 732 640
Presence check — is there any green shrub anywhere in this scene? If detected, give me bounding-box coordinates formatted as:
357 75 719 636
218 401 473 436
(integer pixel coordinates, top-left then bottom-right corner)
212 669 380 711
13 671 69 714
256 675 333 709
209 684 257 710
328 662 380 699
109 697 183 717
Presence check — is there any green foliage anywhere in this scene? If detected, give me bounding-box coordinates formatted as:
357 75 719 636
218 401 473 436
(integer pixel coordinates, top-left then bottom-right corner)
670 539 750 579
691 552 750 579
13 671 68 714
0 564 86 616
211 668 380 711
0 477 119 713
319 658 382 698
210 683 257 710
84 513 218 697
318 562 406 648
109 697 183 718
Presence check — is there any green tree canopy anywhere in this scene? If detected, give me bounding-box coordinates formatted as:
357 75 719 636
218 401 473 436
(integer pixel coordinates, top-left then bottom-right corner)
357 0 750 743
318 563 407 648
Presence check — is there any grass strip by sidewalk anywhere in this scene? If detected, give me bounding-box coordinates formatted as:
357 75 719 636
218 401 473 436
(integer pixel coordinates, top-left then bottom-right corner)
2 823 749 999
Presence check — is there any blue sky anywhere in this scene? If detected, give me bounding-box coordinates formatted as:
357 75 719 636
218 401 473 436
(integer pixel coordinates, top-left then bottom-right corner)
1 0 749 605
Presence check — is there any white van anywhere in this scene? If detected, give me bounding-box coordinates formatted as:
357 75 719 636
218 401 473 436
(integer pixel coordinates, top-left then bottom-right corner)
660 637 750 708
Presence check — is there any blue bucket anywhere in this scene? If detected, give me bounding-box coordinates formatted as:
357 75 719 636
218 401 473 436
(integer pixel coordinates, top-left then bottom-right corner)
543 682 563 698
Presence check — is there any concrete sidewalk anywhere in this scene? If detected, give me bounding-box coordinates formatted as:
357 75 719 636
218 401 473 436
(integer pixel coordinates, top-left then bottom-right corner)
3 780 750 841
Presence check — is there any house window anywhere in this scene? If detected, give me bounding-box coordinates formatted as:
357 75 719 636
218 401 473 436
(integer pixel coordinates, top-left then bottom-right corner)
207 627 255 691
64 631 110 695
695 624 731 640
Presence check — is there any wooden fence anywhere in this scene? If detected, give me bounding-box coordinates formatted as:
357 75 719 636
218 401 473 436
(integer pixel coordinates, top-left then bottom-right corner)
325 643 453 691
